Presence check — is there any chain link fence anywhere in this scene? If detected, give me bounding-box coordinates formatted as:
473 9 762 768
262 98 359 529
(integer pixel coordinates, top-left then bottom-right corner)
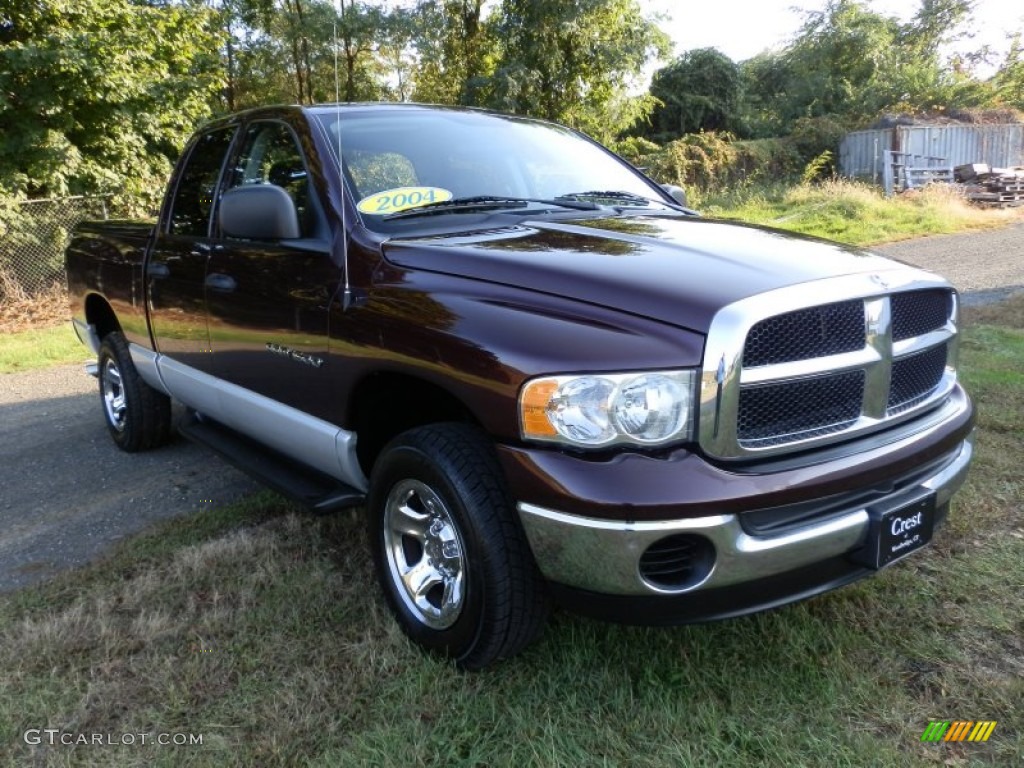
0 196 110 301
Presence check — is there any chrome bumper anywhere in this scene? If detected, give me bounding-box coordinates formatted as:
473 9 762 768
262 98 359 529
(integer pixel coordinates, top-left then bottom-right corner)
517 432 974 597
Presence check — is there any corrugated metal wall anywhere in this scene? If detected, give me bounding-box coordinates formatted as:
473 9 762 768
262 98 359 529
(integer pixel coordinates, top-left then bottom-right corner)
840 124 1024 185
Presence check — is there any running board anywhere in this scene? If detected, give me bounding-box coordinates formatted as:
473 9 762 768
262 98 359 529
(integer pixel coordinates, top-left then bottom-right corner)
178 412 365 514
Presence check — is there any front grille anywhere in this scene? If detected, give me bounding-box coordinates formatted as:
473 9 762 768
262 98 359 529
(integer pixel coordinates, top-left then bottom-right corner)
743 299 865 366
700 279 958 459
892 289 952 341
738 370 865 447
888 345 948 414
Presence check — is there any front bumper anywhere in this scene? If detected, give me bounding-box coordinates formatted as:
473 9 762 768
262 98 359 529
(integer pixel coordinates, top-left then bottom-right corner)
518 431 973 600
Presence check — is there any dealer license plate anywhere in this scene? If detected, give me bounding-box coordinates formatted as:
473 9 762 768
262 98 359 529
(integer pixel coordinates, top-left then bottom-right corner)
860 493 937 569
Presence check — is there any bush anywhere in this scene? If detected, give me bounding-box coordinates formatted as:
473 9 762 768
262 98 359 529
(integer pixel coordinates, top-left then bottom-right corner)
732 138 803 184
609 136 662 169
649 132 738 193
621 132 802 203
788 115 850 166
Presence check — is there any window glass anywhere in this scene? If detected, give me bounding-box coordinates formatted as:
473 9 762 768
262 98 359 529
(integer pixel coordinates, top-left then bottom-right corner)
225 122 316 236
312 108 673 233
169 128 235 236
347 150 418 196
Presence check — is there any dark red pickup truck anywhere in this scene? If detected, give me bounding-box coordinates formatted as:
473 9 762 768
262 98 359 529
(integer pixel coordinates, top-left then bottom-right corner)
66 104 975 669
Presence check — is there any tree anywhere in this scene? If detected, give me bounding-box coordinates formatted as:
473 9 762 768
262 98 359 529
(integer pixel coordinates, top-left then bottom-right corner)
731 0 996 138
645 48 744 140
482 0 670 141
993 34 1024 110
0 0 223 210
411 1 494 105
740 52 792 138
885 0 990 112
783 0 899 121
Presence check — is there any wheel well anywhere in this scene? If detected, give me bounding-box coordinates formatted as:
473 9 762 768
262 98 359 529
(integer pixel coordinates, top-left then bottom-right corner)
351 372 479 475
85 294 122 340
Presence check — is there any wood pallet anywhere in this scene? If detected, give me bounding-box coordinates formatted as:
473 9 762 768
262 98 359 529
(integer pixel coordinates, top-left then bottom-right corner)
954 164 1024 207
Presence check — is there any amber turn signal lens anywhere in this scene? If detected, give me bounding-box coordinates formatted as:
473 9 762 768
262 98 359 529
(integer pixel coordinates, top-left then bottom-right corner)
520 379 559 437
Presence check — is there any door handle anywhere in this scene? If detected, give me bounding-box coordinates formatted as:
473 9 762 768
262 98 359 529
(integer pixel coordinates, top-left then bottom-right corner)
205 273 237 293
147 262 170 279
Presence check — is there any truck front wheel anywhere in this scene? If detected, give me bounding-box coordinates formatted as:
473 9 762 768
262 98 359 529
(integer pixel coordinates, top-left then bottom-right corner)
367 423 548 669
97 332 172 452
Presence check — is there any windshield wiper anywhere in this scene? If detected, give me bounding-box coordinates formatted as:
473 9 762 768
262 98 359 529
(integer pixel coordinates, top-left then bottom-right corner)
556 190 656 206
382 195 598 221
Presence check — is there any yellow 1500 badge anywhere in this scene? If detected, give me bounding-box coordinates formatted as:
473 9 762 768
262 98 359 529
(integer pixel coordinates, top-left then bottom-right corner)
356 186 453 215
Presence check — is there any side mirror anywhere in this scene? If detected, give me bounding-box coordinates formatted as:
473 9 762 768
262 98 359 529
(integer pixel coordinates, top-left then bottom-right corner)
660 183 688 207
220 185 301 240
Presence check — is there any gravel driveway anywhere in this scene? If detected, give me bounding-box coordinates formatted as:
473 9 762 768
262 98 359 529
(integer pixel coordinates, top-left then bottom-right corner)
874 221 1024 305
0 367 258 591
1 222 1022 592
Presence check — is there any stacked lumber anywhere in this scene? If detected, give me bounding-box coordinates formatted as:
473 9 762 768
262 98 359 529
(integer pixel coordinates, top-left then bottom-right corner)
954 163 1024 207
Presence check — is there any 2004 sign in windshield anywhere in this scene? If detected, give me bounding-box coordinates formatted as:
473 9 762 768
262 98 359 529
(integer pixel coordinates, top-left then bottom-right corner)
357 187 453 215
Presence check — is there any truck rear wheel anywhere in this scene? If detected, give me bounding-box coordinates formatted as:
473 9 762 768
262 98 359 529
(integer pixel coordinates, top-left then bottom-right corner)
367 423 548 670
97 332 172 452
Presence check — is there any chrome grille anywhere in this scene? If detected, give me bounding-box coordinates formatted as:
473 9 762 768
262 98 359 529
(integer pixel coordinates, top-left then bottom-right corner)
743 300 865 366
699 272 960 460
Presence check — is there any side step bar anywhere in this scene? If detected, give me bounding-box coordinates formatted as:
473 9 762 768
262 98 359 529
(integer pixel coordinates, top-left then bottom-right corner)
178 412 365 514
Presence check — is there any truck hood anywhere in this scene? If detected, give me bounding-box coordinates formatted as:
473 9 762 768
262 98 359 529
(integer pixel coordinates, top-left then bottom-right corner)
381 215 912 331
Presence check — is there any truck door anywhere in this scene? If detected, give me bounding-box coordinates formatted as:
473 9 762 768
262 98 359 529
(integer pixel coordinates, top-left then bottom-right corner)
204 120 338 423
147 127 237 371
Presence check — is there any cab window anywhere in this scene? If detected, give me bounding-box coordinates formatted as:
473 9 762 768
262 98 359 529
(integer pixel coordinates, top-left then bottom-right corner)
224 122 319 237
168 128 235 236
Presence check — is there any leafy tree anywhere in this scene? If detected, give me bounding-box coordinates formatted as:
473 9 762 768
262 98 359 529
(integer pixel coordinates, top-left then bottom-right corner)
209 0 394 109
411 1 494 105
645 48 744 140
740 53 792 138
884 0 992 112
0 0 223 210
993 34 1024 109
482 0 670 141
782 0 899 122
733 0 995 138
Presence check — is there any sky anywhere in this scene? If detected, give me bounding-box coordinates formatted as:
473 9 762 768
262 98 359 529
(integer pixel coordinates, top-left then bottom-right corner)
649 0 1024 76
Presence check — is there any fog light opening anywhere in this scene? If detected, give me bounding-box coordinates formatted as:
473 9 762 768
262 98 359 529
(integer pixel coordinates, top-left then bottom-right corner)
638 534 715 592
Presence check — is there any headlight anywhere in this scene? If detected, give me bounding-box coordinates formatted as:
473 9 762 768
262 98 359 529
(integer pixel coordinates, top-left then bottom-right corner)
520 370 697 448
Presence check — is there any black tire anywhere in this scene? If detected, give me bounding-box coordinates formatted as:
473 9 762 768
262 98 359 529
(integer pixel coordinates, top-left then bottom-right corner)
97 332 172 452
367 423 549 670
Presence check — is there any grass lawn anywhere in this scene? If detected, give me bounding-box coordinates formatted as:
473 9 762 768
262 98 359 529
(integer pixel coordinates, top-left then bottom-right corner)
1 297 1021 767
701 180 1024 246
0 323 86 374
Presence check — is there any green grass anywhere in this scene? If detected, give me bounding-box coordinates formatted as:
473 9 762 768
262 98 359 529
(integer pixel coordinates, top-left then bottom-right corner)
701 179 1023 246
0 323 86 374
1 299 1022 766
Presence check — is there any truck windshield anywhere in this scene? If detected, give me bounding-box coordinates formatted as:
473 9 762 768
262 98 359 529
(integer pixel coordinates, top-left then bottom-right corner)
311 107 676 230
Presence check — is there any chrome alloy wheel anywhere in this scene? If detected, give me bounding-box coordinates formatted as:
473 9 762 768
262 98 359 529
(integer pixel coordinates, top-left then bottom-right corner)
101 358 127 432
383 478 466 629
